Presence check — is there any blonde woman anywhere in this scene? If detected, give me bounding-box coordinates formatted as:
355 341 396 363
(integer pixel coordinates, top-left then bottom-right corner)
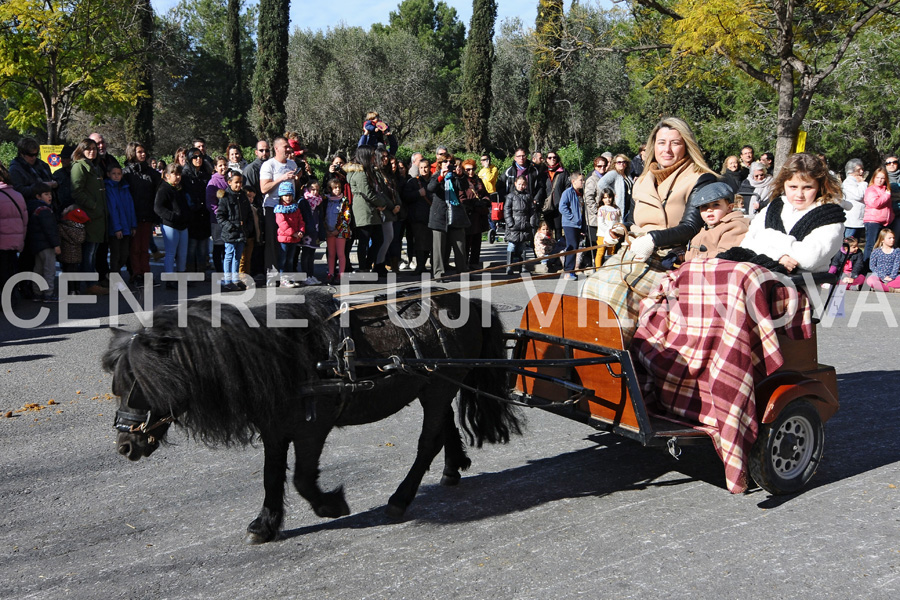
622 117 717 260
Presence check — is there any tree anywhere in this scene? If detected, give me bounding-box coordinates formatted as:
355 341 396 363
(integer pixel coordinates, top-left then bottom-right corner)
155 0 256 152
125 0 155 151
375 0 466 83
460 0 496 152
0 0 150 143
629 0 900 168
252 0 289 140
223 0 248 143
285 26 443 155
527 0 564 151
489 19 532 153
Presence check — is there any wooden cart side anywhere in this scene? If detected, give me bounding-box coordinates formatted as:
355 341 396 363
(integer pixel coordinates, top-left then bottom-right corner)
513 293 654 444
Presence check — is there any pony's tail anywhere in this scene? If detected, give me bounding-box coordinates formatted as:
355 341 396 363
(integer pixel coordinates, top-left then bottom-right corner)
458 302 524 447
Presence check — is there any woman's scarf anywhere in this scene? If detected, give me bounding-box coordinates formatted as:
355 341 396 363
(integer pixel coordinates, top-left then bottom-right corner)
444 173 460 206
649 157 690 186
747 173 773 206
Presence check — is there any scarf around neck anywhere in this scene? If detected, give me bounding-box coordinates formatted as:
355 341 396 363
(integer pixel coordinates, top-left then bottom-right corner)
649 157 690 186
444 173 460 206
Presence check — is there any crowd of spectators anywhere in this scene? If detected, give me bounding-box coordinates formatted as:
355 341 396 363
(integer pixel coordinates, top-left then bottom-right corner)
2 116 900 307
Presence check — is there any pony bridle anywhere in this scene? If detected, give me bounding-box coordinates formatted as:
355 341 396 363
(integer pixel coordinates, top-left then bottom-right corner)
113 379 175 441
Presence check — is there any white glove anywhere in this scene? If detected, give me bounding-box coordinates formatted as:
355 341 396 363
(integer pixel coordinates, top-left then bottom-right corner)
630 234 656 261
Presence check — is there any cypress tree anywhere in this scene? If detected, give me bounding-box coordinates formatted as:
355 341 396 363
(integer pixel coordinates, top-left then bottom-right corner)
125 0 155 151
252 0 289 140
460 0 496 153
526 0 563 151
223 0 246 143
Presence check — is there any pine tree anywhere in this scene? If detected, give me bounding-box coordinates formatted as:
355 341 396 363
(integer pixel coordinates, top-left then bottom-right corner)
223 0 246 143
125 0 155 150
460 0 496 153
251 0 289 140
527 0 563 151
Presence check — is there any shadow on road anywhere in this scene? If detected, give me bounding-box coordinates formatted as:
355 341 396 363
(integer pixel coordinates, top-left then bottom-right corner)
282 369 900 538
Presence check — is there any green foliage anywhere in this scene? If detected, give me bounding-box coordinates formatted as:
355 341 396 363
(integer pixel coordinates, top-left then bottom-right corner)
460 0 497 152
286 25 442 155
154 0 257 153
489 18 532 153
0 141 16 167
252 0 289 140
378 0 466 81
125 0 156 151
0 0 150 142
527 0 564 150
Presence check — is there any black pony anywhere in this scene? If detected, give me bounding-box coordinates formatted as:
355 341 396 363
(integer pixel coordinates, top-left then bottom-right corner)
102 290 523 544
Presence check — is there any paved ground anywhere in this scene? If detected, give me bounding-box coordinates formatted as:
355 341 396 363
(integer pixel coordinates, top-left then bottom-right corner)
1 244 898 599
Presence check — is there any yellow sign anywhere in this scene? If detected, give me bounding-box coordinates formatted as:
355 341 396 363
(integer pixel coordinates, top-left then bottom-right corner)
793 131 807 154
40 145 64 173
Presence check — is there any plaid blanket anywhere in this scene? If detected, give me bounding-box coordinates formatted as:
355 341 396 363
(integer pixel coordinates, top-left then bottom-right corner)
632 259 812 493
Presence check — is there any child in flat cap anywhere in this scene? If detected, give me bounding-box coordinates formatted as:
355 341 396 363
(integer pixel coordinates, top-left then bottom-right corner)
684 181 749 262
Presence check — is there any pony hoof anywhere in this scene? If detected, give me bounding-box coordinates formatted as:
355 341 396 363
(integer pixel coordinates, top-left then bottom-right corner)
314 488 351 519
243 530 277 545
385 503 407 520
440 473 461 486
314 500 350 519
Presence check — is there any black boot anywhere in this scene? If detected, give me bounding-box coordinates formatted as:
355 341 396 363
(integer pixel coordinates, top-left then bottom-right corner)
506 252 514 275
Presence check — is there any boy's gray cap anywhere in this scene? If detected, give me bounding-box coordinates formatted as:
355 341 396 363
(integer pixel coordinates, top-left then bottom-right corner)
689 181 735 208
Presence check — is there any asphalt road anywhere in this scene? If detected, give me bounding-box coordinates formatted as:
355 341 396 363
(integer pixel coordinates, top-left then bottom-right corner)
1 244 898 599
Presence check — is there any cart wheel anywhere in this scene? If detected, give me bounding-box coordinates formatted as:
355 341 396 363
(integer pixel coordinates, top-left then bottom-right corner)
749 399 824 495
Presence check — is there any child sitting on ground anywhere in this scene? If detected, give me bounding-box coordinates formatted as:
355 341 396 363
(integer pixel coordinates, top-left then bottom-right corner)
684 181 749 262
534 220 564 272
25 183 61 302
865 228 900 292
828 236 865 289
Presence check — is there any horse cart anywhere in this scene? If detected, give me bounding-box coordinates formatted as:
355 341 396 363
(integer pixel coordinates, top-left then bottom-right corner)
107 268 840 543
507 276 839 496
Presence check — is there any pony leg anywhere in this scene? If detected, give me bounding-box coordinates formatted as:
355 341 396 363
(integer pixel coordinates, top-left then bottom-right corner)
244 435 290 545
386 397 451 519
440 405 471 486
292 429 350 519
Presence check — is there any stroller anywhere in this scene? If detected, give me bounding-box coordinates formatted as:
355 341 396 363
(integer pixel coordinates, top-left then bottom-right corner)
489 193 505 244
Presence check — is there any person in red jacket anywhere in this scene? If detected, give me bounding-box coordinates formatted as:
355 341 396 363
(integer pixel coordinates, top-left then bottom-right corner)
274 181 305 288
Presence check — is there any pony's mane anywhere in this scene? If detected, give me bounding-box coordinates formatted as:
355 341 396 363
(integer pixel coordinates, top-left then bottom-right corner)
103 291 339 446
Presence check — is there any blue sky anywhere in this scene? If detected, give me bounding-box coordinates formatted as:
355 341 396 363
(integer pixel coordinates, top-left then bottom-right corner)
151 1 592 34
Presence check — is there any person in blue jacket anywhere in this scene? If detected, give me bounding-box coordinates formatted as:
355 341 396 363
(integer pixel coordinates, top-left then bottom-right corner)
559 172 586 280
105 165 137 282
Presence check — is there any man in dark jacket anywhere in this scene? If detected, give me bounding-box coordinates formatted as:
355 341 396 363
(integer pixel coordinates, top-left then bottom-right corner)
499 148 544 209
402 156 433 273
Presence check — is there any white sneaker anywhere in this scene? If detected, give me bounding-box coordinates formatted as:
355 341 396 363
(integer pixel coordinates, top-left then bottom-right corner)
304 276 321 285
280 277 298 288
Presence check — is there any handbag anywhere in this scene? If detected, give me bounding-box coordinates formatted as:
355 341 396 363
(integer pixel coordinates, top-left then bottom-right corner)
447 202 470 229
